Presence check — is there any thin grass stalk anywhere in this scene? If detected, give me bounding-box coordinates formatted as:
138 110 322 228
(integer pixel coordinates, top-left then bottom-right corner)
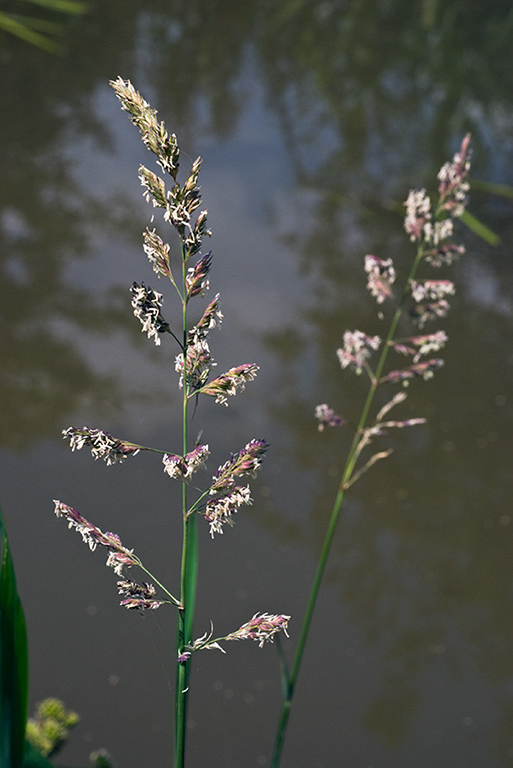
271 225 453 766
175 240 194 768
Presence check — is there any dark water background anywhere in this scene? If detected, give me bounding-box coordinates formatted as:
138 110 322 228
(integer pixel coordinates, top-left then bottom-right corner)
1 2 513 767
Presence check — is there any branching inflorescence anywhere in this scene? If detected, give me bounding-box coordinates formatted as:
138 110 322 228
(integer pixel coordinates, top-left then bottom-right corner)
53 78 289 767
270 134 472 768
314 134 471 484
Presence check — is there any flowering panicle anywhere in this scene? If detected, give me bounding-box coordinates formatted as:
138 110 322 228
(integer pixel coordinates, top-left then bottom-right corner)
337 331 381 375
186 251 212 298
131 282 170 345
192 439 267 535
321 135 472 500
314 404 345 431
197 363 259 405
143 228 172 280
63 427 141 465
224 613 291 648
53 501 139 576
182 613 291 658
364 255 396 304
163 444 210 480
54 80 288 709
117 580 164 611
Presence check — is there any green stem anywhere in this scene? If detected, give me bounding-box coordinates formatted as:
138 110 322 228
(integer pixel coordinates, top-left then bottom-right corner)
270 247 423 767
175 243 190 768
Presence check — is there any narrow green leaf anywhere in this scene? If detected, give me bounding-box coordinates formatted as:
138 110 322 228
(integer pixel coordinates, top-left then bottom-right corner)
23 741 55 768
0 13 59 51
471 178 513 199
460 209 500 246
20 0 88 15
0 504 29 768
6 14 62 35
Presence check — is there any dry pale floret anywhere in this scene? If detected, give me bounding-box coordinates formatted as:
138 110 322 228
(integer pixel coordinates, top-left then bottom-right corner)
364 255 396 304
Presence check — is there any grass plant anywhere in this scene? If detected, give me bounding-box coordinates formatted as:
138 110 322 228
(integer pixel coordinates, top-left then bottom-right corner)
53 78 290 768
52 77 471 767
270 135 472 766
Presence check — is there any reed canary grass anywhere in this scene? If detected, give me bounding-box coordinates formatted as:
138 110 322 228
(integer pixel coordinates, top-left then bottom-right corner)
270 134 472 767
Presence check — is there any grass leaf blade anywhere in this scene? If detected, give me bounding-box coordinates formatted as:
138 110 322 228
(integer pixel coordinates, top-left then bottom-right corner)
0 504 29 768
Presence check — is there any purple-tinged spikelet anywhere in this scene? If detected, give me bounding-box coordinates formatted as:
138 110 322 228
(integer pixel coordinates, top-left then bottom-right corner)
186 252 213 298
143 228 172 279
198 363 259 405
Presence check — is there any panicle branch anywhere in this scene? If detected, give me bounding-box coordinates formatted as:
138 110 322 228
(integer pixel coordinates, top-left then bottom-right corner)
53 500 139 575
180 613 291 660
63 427 142 465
